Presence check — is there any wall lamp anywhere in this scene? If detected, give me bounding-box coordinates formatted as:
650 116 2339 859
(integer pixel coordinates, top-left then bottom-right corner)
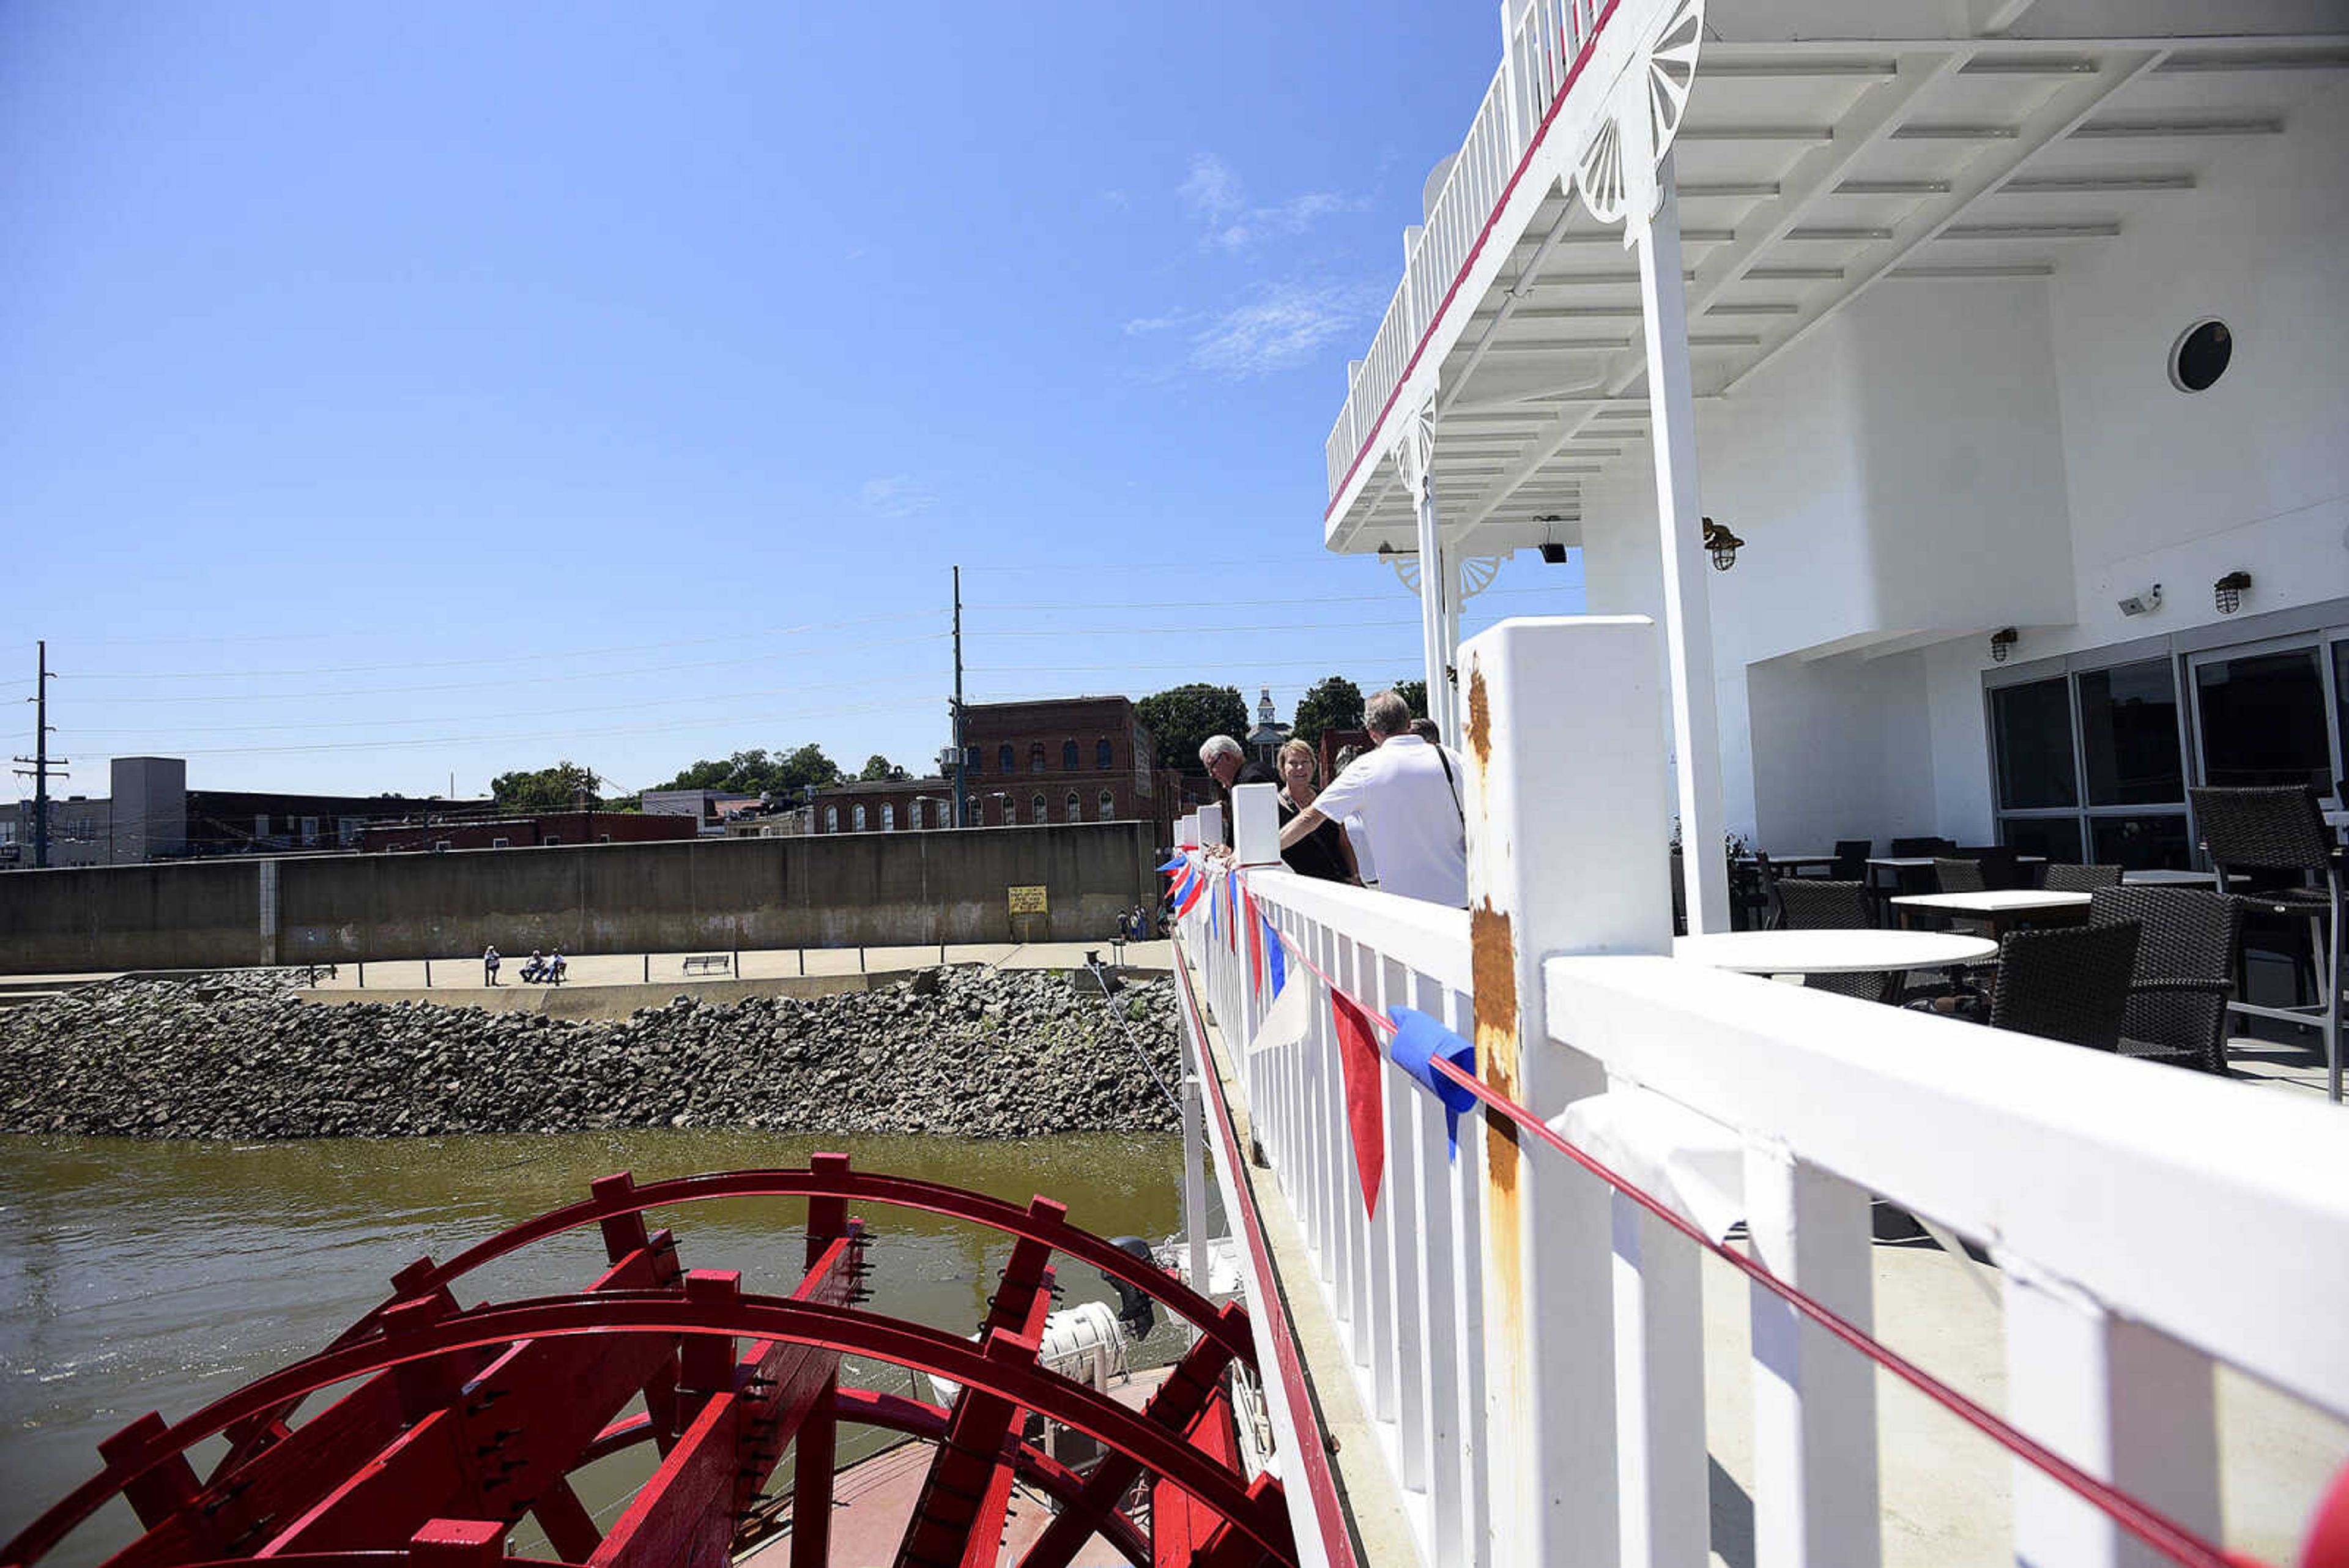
1536 515 1568 565
2214 571 2252 615
1702 516 1743 571
1989 626 2019 663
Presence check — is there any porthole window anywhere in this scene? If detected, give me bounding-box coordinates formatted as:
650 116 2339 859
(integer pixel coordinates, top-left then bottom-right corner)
2169 319 2232 393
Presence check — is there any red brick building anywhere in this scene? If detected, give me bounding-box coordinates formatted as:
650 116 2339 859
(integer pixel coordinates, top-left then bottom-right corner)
803 696 1187 844
959 696 1185 841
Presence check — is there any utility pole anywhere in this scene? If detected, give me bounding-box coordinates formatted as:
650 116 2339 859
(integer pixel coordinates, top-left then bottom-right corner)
951 565 968 829
13 641 65 870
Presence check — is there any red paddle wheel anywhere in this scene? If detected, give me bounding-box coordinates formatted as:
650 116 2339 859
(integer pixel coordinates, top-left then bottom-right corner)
2 1155 1296 1568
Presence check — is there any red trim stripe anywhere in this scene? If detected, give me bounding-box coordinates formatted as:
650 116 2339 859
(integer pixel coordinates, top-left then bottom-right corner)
1324 0 1626 526
1171 945 1363 1568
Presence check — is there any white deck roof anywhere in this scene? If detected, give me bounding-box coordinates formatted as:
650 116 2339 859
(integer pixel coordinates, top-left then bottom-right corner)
1324 4 2349 557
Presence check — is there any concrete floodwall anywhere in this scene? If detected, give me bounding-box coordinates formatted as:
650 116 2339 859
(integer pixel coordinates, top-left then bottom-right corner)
0 823 1154 975
0 858 264 974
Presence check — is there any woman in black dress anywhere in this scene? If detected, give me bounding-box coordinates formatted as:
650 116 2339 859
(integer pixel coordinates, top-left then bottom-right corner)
1275 739 1359 884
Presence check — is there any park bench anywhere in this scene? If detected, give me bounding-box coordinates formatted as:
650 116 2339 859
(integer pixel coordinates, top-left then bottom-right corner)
683 954 732 976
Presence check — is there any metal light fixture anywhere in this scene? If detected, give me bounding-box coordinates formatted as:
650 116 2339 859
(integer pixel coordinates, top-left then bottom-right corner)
1702 516 1743 571
1989 626 2019 663
1536 516 1569 565
2213 571 2251 615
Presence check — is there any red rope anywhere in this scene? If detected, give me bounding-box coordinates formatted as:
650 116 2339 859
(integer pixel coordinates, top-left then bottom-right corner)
1193 869 2274 1568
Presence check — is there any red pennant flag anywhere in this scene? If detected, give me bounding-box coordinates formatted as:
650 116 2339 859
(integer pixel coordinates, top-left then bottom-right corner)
1329 991 1387 1219
1242 887 1264 997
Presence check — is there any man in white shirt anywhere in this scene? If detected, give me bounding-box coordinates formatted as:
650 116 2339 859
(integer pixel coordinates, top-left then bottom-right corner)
1278 690 1468 907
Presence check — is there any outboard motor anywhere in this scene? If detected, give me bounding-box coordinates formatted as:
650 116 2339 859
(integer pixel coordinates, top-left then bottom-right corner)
1105 1235 1158 1339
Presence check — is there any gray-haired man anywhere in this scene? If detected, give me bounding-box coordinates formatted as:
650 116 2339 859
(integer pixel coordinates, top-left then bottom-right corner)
1277 692 1467 906
1199 735 1275 847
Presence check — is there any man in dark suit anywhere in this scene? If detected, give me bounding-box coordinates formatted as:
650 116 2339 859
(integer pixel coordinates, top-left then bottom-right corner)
1199 734 1274 848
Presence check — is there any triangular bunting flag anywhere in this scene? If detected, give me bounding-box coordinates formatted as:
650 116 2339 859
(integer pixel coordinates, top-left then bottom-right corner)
1329 990 1387 1219
1387 1007 1478 1158
1263 917 1285 997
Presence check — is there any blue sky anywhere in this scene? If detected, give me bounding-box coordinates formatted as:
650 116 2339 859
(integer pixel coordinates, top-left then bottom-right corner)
2 1 1585 799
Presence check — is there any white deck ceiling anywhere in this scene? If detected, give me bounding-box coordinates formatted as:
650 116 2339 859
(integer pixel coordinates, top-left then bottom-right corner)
1326 14 2349 557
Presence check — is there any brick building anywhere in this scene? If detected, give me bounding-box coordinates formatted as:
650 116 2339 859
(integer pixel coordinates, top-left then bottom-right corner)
958 696 1185 841
804 777 959 836
801 696 1188 844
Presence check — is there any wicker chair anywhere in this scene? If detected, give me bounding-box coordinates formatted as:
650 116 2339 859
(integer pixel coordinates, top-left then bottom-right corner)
2189 784 2343 1102
1890 836 1957 858
1987 920 2142 1052
2043 863 2123 892
1773 879 1897 1002
2087 886 2244 1072
1955 845 2022 890
1932 856 1987 894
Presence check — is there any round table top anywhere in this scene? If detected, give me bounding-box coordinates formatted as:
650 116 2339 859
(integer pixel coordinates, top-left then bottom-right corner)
1888 890 2090 913
1674 929 1999 975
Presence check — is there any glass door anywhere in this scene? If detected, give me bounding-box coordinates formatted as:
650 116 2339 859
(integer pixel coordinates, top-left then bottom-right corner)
2187 636 2340 803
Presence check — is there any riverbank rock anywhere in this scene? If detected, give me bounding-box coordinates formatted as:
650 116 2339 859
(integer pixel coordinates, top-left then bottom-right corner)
0 966 1181 1140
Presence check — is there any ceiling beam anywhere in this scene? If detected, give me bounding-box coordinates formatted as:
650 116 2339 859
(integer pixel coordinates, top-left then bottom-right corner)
1720 47 2167 395
1456 48 1970 537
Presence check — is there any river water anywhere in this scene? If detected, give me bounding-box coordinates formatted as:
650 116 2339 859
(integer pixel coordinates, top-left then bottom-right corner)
0 1129 1185 1565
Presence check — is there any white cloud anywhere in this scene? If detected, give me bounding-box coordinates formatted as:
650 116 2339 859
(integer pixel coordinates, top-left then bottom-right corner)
1178 152 1363 254
1189 281 1382 379
1122 313 1186 337
858 475 937 518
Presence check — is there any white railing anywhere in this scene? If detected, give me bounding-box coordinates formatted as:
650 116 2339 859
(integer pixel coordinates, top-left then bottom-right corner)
1322 0 1624 503
1174 615 2349 1568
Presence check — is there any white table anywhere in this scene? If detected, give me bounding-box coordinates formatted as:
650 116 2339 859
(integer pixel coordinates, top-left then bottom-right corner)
1890 889 2090 937
2122 868 2217 886
1674 929 1998 976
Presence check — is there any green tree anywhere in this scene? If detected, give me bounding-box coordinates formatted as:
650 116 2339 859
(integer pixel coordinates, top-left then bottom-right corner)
491 760 603 813
1392 678 1428 718
1290 675 1364 748
1135 683 1249 776
858 754 908 782
774 745 842 791
657 745 840 796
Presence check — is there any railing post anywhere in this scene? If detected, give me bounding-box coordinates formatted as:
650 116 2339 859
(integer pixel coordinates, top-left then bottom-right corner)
1181 995 1212 1307
1460 615 1673 1566
1198 803 1224 853
2002 1259 2221 1568
1743 1148 1880 1568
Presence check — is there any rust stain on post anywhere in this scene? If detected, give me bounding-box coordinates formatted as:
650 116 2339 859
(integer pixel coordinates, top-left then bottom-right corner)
1465 664 1493 770
1471 901 1523 1336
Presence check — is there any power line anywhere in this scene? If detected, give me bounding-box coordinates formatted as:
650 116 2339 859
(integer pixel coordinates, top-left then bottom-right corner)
64 610 945 682
121 690 954 758
54 634 950 706
58 669 938 736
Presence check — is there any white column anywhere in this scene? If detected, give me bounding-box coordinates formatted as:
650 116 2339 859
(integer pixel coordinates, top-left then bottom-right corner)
1401 399 1458 743
1461 615 1676 1566
1635 151 1731 935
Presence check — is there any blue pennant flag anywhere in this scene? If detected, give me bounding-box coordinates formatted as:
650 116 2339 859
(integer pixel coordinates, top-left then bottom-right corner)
1387 1007 1478 1156
1158 853 1187 874
1170 867 1197 912
1208 872 1225 942
1263 917 1285 997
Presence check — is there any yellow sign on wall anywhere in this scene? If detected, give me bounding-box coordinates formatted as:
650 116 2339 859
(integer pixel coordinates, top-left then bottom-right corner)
1006 885 1048 916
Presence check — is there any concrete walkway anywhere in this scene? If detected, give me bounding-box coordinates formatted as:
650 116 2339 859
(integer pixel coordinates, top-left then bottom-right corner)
295 940 1172 992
